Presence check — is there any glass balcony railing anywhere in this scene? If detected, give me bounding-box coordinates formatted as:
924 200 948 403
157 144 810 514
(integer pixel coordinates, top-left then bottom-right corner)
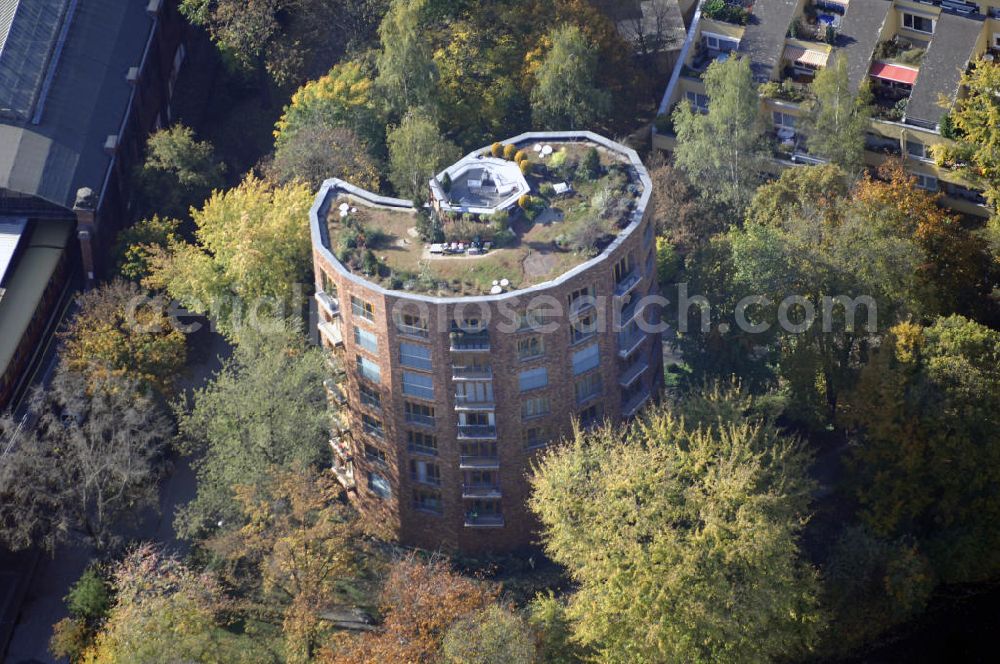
464 513 504 527
462 484 502 499
459 455 500 470
450 331 490 352
452 365 493 380
457 424 497 440
614 271 641 297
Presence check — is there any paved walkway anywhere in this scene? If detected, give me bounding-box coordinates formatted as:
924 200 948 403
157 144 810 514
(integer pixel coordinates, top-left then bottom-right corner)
3 330 231 663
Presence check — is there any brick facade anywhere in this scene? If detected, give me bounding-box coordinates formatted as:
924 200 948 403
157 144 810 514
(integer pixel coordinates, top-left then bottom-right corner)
311 132 662 553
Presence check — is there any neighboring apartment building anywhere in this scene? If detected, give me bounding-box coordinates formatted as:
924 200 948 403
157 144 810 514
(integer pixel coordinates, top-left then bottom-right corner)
0 0 187 410
654 0 999 217
310 132 663 552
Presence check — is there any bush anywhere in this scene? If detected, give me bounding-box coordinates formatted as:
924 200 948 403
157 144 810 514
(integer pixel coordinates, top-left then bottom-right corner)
564 215 609 255
493 227 516 247
490 209 509 227
519 160 533 176
518 194 531 209
491 142 503 157
514 149 527 163
940 112 959 140
549 149 568 168
361 249 379 275
703 0 750 24
66 568 111 624
441 172 452 192
539 182 555 197
503 144 517 160
581 147 600 180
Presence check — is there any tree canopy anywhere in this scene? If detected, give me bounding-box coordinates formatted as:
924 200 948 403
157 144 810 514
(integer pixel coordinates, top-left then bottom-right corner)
529 384 823 663
801 55 872 174
133 124 225 221
529 24 611 131
387 109 461 201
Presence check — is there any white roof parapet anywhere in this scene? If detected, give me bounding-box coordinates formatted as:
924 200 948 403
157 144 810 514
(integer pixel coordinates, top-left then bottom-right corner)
311 130 652 305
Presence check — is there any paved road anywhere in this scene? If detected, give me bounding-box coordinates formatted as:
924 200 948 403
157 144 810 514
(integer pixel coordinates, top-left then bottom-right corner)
3 330 231 663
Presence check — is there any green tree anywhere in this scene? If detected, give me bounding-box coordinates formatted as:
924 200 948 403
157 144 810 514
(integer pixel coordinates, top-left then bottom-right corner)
50 567 113 661
441 604 537 664
801 55 873 174
528 592 590 664
375 0 438 117
59 280 187 396
113 216 181 282
529 24 611 130
173 323 331 540
941 60 1000 215
134 125 225 220
0 371 173 553
673 56 772 214
387 109 461 201
81 543 270 662
529 384 823 663
144 175 314 339
843 316 1000 583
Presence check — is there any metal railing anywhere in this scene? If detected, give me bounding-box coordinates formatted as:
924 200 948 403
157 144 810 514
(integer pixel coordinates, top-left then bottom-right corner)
457 424 497 439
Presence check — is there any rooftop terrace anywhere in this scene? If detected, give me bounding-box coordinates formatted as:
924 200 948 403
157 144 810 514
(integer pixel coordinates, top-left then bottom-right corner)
313 133 649 298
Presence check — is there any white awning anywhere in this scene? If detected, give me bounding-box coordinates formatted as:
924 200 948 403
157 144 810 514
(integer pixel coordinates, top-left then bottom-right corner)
785 46 829 68
0 217 27 287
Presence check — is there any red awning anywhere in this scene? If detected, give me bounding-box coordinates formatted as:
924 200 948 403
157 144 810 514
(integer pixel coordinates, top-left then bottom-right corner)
869 62 919 85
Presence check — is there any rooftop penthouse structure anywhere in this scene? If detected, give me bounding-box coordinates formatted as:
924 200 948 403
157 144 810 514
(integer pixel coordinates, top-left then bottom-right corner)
310 132 663 552
655 0 1000 216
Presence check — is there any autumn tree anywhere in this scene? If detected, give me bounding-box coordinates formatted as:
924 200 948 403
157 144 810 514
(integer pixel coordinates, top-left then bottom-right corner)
59 280 187 395
646 156 728 255
322 554 498 663
173 323 331 540
529 24 611 131
940 60 1000 212
843 316 1000 583
274 59 385 158
80 544 270 662
529 384 823 663
207 466 365 663
801 55 873 174
133 124 225 220
269 123 381 191
50 567 112 661
387 109 461 201
113 215 181 282
0 371 172 552
441 604 537 664
673 56 771 214
375 0 438 117
144 175 314 338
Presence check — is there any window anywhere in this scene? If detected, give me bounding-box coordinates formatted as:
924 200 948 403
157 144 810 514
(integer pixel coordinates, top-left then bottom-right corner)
567 285 596 311
359 382 381 409
460 441 498 459
367 471 391 498
410 459 441 486
772 111 796 129
400 342 432 370
613 255 634 284
525 426 549 450
320 271 338 297
357 355 381 383
703 33 739 52
461 411 493 427
902 13 934 34
453 317 486 332
364 443 386 466
575 372 603 404
906 140 929 161
362 413 383 438
407 430 438 455
570 311 597 344
517 335 545 360
464 470 498 488
396 312 428 338
517 308 550 331
455 380 493 404
351 295 374 322
519 367 548 392
578 404 602 428
353 325 378 353
572 344 600 375
402 371 434 399
413 488 442 513
405 401 435 426
915 173 938 192
685 91 709 112
466 499 501 517
522 396 550 420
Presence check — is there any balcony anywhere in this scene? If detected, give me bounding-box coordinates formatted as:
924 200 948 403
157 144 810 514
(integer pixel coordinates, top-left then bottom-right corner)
454 395 496 411
318 320 343 348
462 484 502 499
622 387 652 418
315 291 340 317
449 331 490 352
459 455 500 470
568 297 596 319
452 365 493 380
396 322 429 339
331 462 355 490
614 271 641 298
619 358 649 388
464 513 504 528
405 412 435 427
457 424 497 440
618 330 648 358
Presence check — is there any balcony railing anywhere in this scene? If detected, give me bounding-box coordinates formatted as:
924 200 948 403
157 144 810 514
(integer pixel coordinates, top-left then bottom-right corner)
331 462 355 490
407 443 438 456
450 332 491 352
619 358 649 387
323 378 347 406
411 474 441 487
457 424 497 440
618 330 648 358
464 513 504 528
452 365 493 380
622 387 652 418
614 271 641 297
454 394 495 411
405 412 436 427
462 484 502 499
318 321 343 348
315 291 340 316
459 455 500 470
396 323 429 338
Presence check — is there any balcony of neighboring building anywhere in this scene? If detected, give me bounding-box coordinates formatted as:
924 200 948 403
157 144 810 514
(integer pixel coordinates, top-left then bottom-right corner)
329 437 355 490
454 393 496 412
449 328 491 352
464 512 504 528
462 483 502 499
622 384 652 418
459 454 500 470
457 424 498 440
452 364 493 381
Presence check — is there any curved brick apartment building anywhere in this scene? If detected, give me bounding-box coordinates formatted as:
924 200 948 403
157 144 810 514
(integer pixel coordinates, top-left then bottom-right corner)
310 131 662 552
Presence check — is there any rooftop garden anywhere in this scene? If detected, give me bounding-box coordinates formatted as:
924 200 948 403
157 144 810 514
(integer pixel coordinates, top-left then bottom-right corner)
874 37 925 67
702 0 752 26
325 142 643 296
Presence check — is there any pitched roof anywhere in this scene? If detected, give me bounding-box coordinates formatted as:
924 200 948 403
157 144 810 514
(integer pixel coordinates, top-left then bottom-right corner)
739 0 800 82
905 11 982 126
838 0 892 92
